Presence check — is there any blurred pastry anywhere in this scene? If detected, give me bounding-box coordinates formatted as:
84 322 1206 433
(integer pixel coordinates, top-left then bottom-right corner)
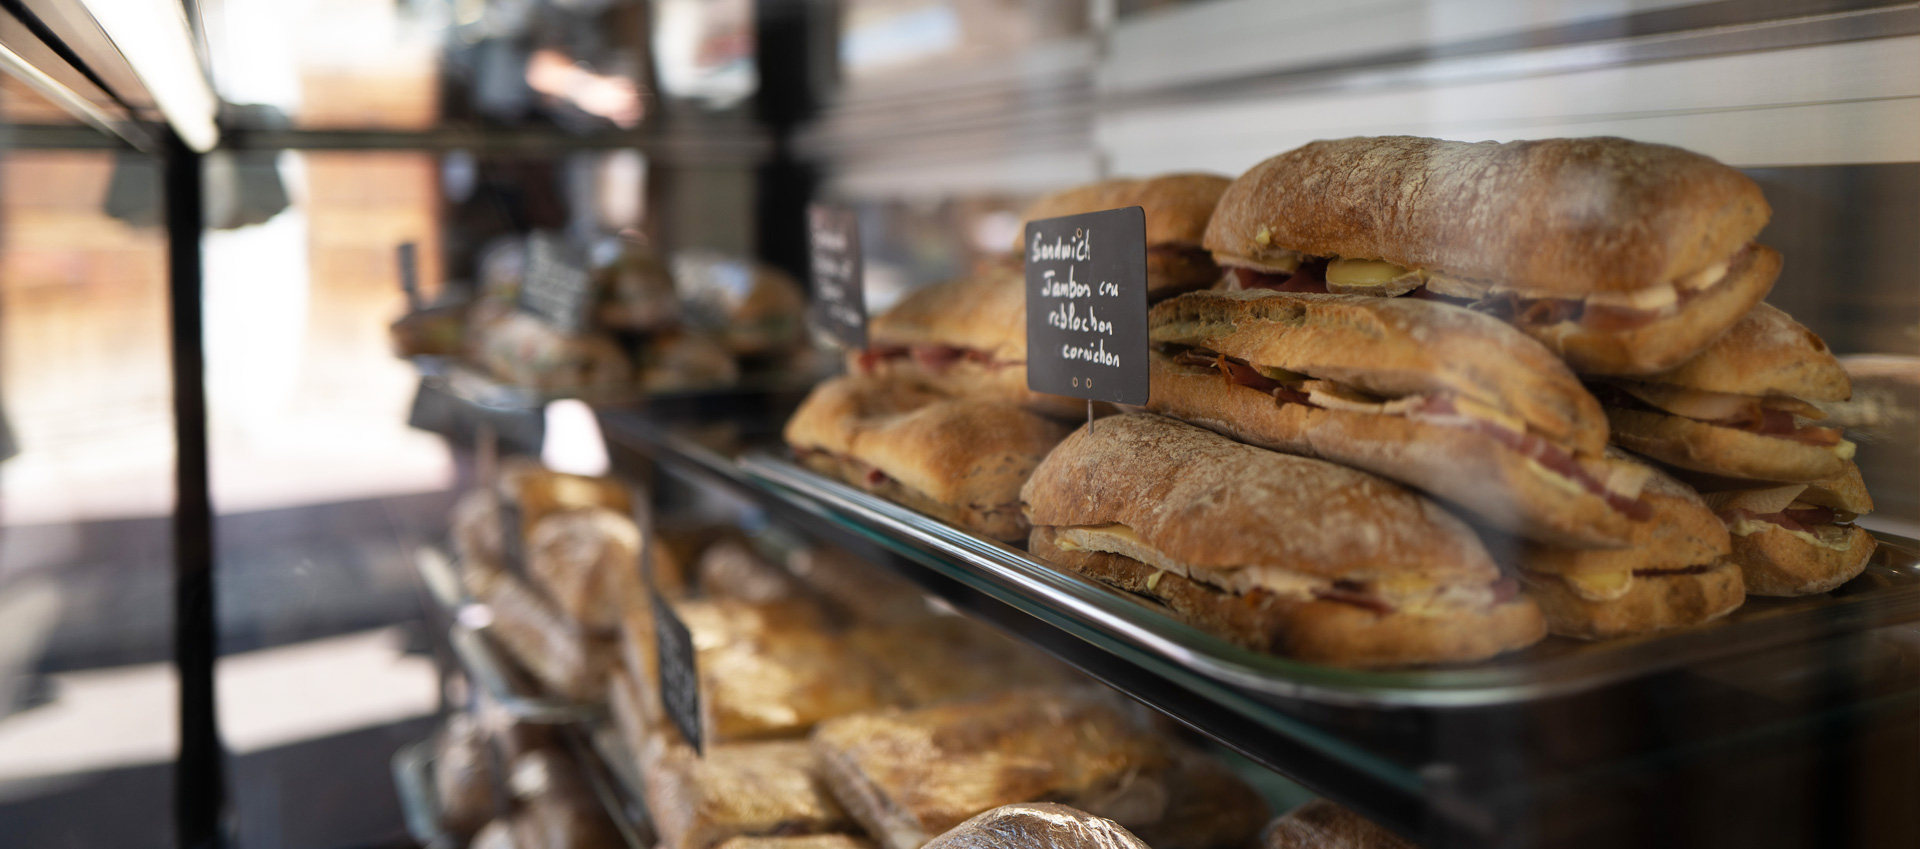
643 729 855 849
434 712 500 837
594 237 680 331
1263 799 1415 849
810 688 1264 849
785 375 1072 543
526 507 640 632
469 304 632 392
921 803 1150 849
484 572 617 701
844 617 1072 707
639 329 740 392
673 598 886 742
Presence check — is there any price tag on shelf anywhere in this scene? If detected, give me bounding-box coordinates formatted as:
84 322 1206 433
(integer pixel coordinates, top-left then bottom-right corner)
806 204 867 349
517 232 594 333
650 588 702 754
635 492 703 754
1023 206 1150 406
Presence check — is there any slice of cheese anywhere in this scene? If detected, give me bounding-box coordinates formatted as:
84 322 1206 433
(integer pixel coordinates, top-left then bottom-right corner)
1560 568 1634 602
1325 258 1423 296
1727 517 1857 551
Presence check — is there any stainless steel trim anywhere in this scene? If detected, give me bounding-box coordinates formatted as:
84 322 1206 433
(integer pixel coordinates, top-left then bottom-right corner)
0 38 149 148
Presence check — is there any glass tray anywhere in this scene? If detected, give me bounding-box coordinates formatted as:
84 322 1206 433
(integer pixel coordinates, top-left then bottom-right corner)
739 453 1920 709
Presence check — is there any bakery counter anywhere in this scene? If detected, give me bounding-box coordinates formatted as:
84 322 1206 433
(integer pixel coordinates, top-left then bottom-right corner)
595 403 1920 849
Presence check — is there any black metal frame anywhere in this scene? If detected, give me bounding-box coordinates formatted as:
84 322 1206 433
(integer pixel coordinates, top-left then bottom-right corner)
164 129 223 849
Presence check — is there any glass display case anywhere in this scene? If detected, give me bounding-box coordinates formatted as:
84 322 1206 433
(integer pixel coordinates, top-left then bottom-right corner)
2 2 1915 848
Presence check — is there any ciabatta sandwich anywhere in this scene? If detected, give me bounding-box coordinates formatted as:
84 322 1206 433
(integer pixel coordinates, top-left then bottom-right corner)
1149 289 1650 548
1516 453 1743 640
852 271 1087 418
1015 173 1233 300
1205 136 1779 375
1699 461 1877 596
785 375 1071 542
1591 302 1855 483
1021 414 1545 667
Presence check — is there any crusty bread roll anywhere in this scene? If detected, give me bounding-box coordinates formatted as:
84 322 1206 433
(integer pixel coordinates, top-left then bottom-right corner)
1516 454 1743 639
811 688 1265 849
525 507 639 632
1596 303 1856 483
1263 799 1414 849
1700 461 1877 596
1204 136 1780 374
785 375 1072 542
1015 174 1233 299
853 271 1089 418
1149 289 1649 548
1020 414 1545 667
643 730 854 849
921 803 1150 849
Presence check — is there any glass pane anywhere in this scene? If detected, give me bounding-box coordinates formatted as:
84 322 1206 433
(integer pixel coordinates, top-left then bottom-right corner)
0 148 175 847
206 149 457 848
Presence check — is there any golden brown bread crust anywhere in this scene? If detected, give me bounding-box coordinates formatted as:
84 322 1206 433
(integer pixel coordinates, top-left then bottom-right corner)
1729 523 1874 596
1638 301 1850 399
1797 461 1875 514
1605 406 1848 483
856 355 1091 419
1020 414 1498 586
1150 289 1606 452
1149 353 1634 547
1516 457 1741 638
870 271 1027 364
1031 527 1545 667
1519 459 1730 580
1205 136 1770 297
861 271 1090 416
786 376 1071 543
1525 244 1781 375
1017 174 1232 250
1522 560 1744 640
1263 799 1415 849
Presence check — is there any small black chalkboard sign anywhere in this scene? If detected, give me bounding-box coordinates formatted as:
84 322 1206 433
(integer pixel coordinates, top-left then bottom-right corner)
397 241 422 311
1023 206 1150 406
517 232 594 333
634 492 702 753
651 587 702 753
497 494 526 577
806 204 866 349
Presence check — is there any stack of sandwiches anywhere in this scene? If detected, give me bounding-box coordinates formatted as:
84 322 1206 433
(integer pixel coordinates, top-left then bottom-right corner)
779 136 1879 662
787 175 1243 542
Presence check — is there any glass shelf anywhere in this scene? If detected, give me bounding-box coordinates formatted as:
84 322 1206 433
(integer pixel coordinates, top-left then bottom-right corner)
594 402 1920 848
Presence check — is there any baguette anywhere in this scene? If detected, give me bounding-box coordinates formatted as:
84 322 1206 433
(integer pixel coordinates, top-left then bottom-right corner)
852 271 1089 418
1515 454 1743 639
1698 461 1877 596
1149 289 1649 548
785 375 1072 542
1205 136 1779 374
1593 303 1856 483
1020 414 1544 666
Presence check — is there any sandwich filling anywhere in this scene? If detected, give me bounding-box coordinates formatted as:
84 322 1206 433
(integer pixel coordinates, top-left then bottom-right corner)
1588 381 1855 455
1050 522 1518 615
1218 243 1754 333
1161 346 1652 518
1720 503 1860 550
856 344 1021 375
